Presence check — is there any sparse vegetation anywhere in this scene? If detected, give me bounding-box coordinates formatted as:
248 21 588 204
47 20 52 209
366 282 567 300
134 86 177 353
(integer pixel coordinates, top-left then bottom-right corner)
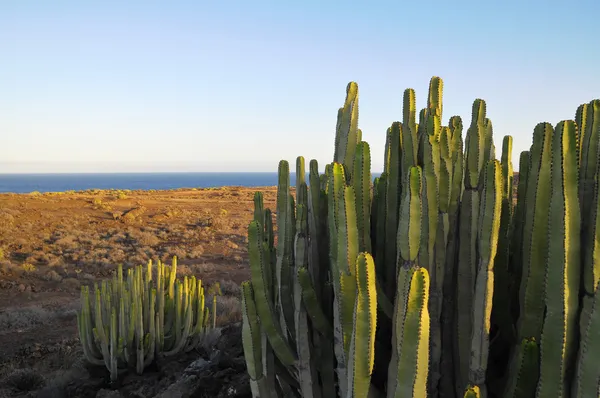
0 186 265 396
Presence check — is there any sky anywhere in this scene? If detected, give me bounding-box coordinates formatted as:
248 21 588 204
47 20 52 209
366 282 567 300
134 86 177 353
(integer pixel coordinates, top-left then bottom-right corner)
1 0 599 173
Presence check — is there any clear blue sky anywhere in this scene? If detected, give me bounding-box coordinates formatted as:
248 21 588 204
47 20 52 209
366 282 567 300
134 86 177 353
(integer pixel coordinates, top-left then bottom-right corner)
1 0 599 173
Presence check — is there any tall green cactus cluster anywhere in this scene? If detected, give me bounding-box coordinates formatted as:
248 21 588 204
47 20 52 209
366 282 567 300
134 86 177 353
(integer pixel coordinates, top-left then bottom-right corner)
241 78 600 397
77 256 215 382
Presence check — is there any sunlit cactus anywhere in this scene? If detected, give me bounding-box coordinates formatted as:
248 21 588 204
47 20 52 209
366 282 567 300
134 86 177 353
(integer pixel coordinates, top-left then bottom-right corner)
239 78 600 398
77 257 213 382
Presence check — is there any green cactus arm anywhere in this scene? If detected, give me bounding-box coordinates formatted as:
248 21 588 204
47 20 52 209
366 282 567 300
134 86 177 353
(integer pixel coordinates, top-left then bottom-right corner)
143 290 156 366
254 192 265 225
308 159 322 289
502 338 540 398
501 136 514 200
292 195 321 398
391 266 430 398
375 279 393 319
248 220 297 366
334 107 344 164
109 309 118 381
353 141 372 254
212 295 217 329
438 127 452 214
296 156 306 195
342 82 360 181
464 99 486 189
482 118 495 166
387 264 414 396
337 185 360 358
509 151 529 323
241 282 271 398
397 166 423 263
439 117 464 398
573 283 600 398
537 120 581 398
428 76 443 118
517 123 553 342
489 137 515 392
275 160 296 342
78 287 105 366
374 172 388 276
328 163 346 278
581 100 600 296
333 82 360 180
469 160 502 392
575 102 589 169
402 88 419 169
578 100 600 244
580 150 600 332
384 122 402 298
463 385 481 398
297 267 331 336
455 188 480 392
93 287 111 370
418 115 440 273
347 252 377 398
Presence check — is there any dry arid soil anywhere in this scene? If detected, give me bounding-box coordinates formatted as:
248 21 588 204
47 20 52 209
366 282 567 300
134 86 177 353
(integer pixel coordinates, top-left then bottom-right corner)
0 186 278 397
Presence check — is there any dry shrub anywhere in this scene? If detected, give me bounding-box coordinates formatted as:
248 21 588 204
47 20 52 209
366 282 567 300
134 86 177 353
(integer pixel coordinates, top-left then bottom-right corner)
42 270 62 282
21 263 37 273
134 230 160 246
189 244 205 258
0 306 55 330
62 278 81 290
197 328 222 353
2 368 45 392
219 279 241 297
213 295 242 325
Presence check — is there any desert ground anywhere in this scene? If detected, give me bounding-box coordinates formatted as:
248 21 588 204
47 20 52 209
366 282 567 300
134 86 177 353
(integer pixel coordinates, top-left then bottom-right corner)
0 186 278 397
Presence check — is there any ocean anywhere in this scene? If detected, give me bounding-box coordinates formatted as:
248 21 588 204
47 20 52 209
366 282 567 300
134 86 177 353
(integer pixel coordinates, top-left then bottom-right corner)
0 172 298 194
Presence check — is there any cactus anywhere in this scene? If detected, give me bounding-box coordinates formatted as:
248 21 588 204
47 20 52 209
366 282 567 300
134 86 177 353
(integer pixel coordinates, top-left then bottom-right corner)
536 120 581 397
77 257 212 382
240 78 600 398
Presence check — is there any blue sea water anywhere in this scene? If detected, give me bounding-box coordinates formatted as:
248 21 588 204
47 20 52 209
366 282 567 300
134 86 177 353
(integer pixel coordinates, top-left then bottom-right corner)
0 172 299 194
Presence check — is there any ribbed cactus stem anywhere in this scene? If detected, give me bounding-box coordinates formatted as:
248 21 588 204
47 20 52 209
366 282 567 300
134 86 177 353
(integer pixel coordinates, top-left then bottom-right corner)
517 123 553 342
463 385 481 398
353 141 372 254
388 166 423 395
469 160 502 396
503 338 540 398
536 120 581 398
334 82 360 181
455 98 487 393
384 122 402 299
347 253 377 398
390 266 430 398
573 282 600 398
241 282 271 398
580 100 600 298
509 151 530 326
248 220 297 366
402 88 419 170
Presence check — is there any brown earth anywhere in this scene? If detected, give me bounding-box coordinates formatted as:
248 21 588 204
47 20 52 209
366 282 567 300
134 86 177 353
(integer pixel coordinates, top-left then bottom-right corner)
0 186 278 397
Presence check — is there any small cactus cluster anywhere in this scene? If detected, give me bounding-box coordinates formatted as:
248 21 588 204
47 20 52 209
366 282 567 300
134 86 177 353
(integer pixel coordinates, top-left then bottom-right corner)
77 257 216 381
240 78 600 397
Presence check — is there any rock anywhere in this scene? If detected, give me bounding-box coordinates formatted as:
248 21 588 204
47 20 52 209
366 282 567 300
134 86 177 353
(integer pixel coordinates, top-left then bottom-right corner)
96 389 122 397
184 358 210 374
152 375 198 398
